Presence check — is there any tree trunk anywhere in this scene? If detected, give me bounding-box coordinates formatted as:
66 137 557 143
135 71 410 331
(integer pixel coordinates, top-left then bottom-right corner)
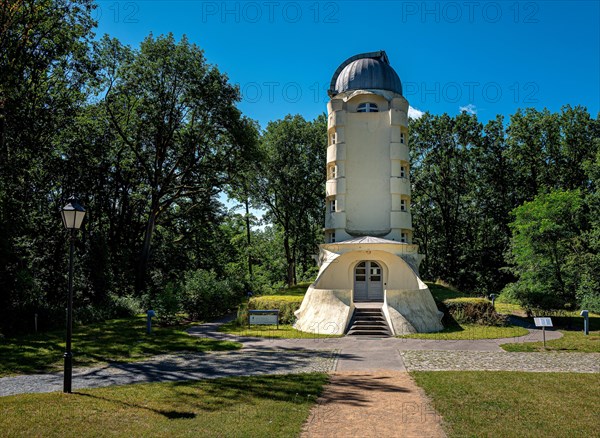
136 202 158 294
0 97 5 166
292 241 297 285
244 196 253 282
283 232 295 287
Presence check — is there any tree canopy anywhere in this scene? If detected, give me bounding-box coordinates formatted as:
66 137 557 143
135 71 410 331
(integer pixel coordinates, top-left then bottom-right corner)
1 0 598 335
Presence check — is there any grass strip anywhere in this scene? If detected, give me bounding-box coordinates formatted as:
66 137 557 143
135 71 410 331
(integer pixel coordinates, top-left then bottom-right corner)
0 373 328 438
501 330 600 353
218 322 341 339
398 323 528 340
412 371 600 438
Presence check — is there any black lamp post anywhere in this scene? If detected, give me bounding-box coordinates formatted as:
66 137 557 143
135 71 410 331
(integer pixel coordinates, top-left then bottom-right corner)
60 197 86 393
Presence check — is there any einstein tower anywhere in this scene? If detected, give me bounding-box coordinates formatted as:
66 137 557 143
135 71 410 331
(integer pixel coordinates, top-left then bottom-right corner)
294 51 443 336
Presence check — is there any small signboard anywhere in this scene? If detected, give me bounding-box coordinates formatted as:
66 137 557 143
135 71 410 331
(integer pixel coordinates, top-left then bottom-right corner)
249 310 279 327
534 317 553 327
533 317 553 348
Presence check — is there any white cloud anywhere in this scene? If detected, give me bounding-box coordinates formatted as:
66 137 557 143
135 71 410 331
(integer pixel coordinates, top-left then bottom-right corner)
408 105 424 119
459 103 477 115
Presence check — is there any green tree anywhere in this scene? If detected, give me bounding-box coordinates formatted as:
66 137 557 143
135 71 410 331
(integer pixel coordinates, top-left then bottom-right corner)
410 112 479 288
505 190 583 309
0 0 96 332
251 114 326 286
97 33 256 293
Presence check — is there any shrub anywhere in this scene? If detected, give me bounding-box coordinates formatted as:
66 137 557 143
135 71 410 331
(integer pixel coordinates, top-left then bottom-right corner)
154 281 182 326
180 269 242 320
495 289 520 305
580 294 600 314
443 298 508 326
108 293 144 317
299 266 319 283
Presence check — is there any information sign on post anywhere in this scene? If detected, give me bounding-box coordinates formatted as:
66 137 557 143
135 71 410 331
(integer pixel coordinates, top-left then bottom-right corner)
248 310 279 329
534 317 553 348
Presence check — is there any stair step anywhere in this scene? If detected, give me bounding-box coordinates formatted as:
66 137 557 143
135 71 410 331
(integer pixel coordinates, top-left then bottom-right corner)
350 324 389 331
352 319 386 324
346 306 392 337
348 330 391 336
353 320 386 326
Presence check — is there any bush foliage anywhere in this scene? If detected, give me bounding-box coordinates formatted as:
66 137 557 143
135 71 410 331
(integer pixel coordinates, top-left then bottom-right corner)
236 296 303 325
180 270 243 321
442 298 508 326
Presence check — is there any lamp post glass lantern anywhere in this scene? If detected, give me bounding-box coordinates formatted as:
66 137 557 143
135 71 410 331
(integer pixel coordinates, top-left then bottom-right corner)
61 197 85 393
61 197 86 230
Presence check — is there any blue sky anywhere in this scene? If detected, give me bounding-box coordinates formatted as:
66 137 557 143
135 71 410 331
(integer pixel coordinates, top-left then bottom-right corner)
95 1 599 126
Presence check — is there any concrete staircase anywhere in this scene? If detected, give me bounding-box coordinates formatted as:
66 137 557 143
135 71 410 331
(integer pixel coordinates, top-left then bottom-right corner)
346 306 392 337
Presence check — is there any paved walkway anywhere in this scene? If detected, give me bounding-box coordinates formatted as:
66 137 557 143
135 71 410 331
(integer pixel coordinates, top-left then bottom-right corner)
0 349 336 397
1 318 595 398
186 318 567 372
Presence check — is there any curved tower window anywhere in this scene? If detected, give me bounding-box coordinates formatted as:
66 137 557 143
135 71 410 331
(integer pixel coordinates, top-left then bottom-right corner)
400 165 406 178
327 164 337 180
357 102 379 113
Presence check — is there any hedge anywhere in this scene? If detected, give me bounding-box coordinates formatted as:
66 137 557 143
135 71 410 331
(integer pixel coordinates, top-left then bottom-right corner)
237 295 303 325
441 297 508 326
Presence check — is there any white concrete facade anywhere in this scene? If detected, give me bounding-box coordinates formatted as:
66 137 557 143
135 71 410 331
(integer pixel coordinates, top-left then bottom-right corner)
294 52 443 335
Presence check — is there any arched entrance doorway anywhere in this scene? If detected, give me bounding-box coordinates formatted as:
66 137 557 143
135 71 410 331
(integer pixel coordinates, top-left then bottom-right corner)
353 261 384 302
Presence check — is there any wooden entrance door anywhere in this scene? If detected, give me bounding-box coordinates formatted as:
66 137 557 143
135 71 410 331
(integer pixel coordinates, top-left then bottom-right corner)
354 261 384 302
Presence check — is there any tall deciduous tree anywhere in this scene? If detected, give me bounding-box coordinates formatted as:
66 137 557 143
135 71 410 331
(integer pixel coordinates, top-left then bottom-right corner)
251 114 326 286
98 33 257 293
0 0 96 332
506 190 584 309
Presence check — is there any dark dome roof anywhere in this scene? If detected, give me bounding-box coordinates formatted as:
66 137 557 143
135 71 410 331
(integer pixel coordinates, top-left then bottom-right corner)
329 51 402 97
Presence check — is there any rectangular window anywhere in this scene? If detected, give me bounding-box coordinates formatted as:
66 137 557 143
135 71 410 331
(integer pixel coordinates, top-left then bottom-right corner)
400 166 406 178
330 231 336 243
328 165 337 179
330 132 337 145
329 199 337 213
400 199 406 211
400 132 405 144
400 232 407 243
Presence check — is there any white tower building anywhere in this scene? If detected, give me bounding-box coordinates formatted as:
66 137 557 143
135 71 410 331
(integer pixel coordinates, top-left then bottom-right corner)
294 51 443 335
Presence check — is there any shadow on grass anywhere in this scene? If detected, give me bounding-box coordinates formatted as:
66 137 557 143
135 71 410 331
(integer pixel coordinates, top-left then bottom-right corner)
163 373 408 411
69 374 329 419
77 392 197 420
0 316 240 377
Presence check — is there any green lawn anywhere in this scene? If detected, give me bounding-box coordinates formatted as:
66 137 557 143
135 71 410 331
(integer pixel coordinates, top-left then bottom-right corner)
218 322 341 339
398 323 528 340
0 373 328 438
0 316 241 377
412 371 600 438
501 330 600 353
267 282 311 297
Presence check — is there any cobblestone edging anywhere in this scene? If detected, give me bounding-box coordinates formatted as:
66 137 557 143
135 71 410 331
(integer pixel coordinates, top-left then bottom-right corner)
0 349 338 397
400 350 600 373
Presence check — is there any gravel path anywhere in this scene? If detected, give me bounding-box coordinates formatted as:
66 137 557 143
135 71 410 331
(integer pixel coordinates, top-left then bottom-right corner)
401 350 600 373
301 372 446 438
0 348 337 397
